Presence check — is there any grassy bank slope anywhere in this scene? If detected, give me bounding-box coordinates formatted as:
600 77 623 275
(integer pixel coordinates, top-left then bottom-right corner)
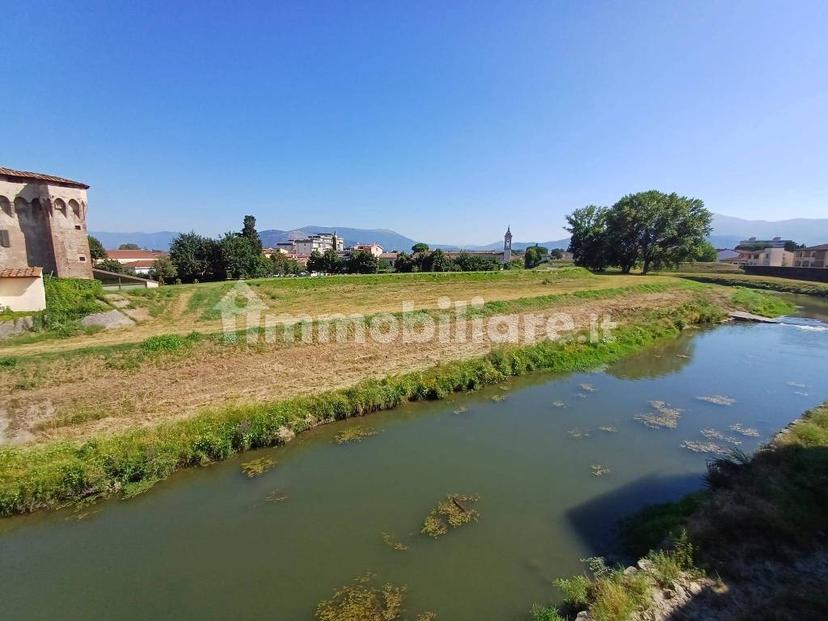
0 298 727 517
536 401 828 621
675 272 828 298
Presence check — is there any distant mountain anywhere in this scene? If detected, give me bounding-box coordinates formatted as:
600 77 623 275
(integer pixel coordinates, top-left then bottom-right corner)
259 226 418 252
710 214 828 247
90 231 180 252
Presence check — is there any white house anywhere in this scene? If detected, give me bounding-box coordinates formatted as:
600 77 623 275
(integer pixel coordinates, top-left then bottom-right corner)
0 266 46 312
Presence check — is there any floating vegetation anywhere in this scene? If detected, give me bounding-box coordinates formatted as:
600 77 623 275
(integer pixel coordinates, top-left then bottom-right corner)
591 464 610 477
451 406 468 415
680 440 730 455
598 425 618 433
634 401 682 429
497 385 511 391
579 383 597 392
264 489 289 503
729 423 760 437
551 401 567 409
421 494 480 538
381 532 409 552
240 457 274 478
315 574 406 621
700 428 742 445
786 381 807 388
490 394 506 402
675 354 690 359
696 394 736 406
576 393 588 399
416 613 438 621
567 428 591 439
334 427 378 445
795 391 809 397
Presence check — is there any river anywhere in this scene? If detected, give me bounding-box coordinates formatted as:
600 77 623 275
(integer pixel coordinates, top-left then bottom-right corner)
1 297 827 620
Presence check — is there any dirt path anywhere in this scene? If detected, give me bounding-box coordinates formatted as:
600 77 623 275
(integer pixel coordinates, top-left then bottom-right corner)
1 288 702 446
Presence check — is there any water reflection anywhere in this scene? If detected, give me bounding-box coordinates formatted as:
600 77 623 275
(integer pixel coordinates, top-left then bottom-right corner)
606 332 696 380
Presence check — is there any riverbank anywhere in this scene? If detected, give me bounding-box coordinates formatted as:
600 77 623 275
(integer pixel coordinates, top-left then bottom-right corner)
537 400 828 621
0 294 734 517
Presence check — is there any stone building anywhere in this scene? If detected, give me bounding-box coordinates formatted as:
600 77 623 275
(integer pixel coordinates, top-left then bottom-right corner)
0 167 92 279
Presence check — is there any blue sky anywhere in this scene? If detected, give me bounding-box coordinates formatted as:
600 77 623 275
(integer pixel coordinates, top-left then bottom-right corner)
2 1 827 244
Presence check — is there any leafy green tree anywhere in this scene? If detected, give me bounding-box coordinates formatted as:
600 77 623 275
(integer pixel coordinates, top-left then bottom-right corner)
169 232 223 283
607 191 712 274
307 249 344 274
692 241 718 262
241 215 263 253
220 233 268 279
347 250 379 274
524 245 548 268
150 256 178 284
394 251 416 273
269 252 301 275
88 235 107 261
411 242 429 254
96 258 127 273
422 249 454 272
549 248 564 260
118 243 140 250
565 205 611 271
453 252 499 271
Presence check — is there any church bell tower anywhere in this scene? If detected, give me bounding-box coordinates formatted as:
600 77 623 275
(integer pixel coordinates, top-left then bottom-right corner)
503 226 512 265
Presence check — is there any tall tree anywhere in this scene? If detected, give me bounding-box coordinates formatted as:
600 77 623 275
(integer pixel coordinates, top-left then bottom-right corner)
524 245 548 268
241 215 263 253
220 232 269 279
607 191 711 274
565 205 611 271
411 242 429 254
169 232 222 283
87 235 107 261
347 250 379 274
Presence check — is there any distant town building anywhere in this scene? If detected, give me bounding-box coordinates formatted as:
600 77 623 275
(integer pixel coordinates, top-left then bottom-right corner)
794 244 828 268
741 247 795 267
503 226 512 265
351 243 384 258
294 232 343 257
716 249 741 263
737 236 793 249
0 166 92 279
103 249 166 275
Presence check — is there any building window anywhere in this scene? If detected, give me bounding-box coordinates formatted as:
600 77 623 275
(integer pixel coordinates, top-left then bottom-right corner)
0 229 9 248
79 256 87 262
75 225 82 230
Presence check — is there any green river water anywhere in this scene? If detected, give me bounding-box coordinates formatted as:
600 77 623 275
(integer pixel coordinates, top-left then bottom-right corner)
1 296 827 620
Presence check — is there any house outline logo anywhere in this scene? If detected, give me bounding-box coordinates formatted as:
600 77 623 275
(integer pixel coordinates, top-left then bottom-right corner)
214 280 268 341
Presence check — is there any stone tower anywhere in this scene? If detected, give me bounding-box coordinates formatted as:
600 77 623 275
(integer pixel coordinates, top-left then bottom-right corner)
503 226 512 265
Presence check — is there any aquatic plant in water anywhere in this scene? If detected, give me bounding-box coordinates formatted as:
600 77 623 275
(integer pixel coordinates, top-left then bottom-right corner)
240 457 274 478
490 394 506 402
381 532 409 552
334 427 378 445
598 426 617 433
680 440 730 455
264 489 288 503
634 401 682 429
452 406 468 414
315 574 406 621
567 429 591 439
591 464 610 477
729 423 759 438
579 383 597 392
552 401 566 409
421 494 480 538
700 428 742 445
696 395 736 406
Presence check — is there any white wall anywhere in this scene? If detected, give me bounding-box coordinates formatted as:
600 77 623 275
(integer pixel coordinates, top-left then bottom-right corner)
0 276 46 312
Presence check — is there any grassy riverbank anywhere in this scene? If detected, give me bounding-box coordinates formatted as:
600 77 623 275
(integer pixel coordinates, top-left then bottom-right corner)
0 298 728 517
535 400 828 621
676 272 828 298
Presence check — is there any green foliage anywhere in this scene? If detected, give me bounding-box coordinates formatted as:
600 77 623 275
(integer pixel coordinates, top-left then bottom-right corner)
731 287 795 317
307 248 345 274
220 232 270 279
315 574 406 621
676 273 828 298
453 252 500 271
692 241 718 263
566 192 712 273
240 215 263 253
44 277 103 325
150 256 177 284
268 252 301 275
87 235 107 260
118 243 141 250
421 494 480 537
621 493 705 558
530 604 566 621
95 258 134 274
555 575 591 607
347 250 379 274
169 232 223 283
411 242 429 253
525 245 549 269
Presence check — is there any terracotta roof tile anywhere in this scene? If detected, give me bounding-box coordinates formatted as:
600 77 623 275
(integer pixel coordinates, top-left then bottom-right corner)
0 266 43 278
0 166 89 189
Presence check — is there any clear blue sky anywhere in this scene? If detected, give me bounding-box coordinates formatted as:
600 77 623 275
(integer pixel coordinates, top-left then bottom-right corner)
3 1 826 244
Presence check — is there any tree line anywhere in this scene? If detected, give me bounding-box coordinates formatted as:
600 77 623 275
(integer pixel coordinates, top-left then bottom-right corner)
393 244 504 272
565 190 714 274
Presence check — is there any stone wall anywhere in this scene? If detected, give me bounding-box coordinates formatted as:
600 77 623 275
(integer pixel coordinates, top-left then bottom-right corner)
743 265 828 283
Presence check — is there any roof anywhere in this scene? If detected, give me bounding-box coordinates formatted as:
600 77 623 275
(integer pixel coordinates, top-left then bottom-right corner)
0 266 43 278
122 259 156 268
106 249 164 260
801 244 828 251
0 166 89 190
